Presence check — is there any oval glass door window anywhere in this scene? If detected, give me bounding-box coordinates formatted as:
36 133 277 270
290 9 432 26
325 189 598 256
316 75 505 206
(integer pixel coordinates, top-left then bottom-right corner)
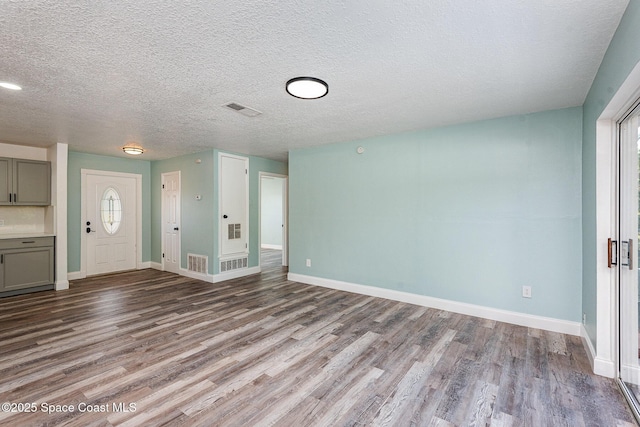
100 187 123 235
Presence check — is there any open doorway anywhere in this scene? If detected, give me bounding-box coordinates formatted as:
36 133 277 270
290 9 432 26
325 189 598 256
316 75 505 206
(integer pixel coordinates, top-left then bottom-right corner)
259 172 288 270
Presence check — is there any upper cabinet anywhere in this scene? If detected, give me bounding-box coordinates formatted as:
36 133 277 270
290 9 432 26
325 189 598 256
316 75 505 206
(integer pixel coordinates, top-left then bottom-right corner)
0 158 51 206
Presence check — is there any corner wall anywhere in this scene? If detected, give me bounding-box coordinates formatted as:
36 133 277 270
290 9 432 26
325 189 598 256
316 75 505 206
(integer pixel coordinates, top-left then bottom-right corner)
290 107 583 323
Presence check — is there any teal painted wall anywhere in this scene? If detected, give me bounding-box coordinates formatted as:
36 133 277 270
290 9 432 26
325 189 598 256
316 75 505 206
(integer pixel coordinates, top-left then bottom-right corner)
67 152 151 273
290 107 582 321
150 151 215 272
582 0 640 349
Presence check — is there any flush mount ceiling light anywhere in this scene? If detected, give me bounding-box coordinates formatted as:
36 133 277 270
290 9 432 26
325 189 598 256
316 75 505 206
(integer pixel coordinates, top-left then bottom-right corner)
0 82 22 91
286 77 328 99
122 145 144 155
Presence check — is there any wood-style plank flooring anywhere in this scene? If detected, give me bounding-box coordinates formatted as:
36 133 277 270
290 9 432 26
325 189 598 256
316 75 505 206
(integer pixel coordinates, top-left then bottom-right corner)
0 249 636 426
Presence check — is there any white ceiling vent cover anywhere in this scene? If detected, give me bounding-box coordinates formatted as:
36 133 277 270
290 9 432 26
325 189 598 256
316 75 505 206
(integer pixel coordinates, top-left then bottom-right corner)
222 102 262 117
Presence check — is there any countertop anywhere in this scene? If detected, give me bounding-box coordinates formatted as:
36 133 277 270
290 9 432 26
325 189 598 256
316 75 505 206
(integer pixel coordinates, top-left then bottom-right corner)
0 233 55 240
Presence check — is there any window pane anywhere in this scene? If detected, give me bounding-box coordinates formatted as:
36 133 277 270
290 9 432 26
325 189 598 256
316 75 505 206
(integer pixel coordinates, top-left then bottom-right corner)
100 187 122 235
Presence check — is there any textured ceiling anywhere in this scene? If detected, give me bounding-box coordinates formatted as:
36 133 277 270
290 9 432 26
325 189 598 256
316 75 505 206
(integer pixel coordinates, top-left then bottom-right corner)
0 0 630 162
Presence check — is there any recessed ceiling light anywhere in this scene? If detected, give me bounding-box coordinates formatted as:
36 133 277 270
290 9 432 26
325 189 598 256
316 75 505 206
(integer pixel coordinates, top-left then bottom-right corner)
122 145 144 155
286 77 328 99
0 82 22 91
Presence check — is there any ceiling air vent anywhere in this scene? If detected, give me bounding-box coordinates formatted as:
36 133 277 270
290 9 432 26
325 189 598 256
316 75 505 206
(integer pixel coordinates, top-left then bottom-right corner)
222 102 262 117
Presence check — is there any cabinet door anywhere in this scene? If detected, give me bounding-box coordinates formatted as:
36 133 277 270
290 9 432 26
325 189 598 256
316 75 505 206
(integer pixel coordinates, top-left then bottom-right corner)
0 247 54 291
0 158 12 205
13 159 51 205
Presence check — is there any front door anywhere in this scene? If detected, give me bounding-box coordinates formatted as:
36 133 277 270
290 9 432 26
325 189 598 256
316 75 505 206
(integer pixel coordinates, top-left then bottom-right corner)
85 172 137 276
618 105 640 413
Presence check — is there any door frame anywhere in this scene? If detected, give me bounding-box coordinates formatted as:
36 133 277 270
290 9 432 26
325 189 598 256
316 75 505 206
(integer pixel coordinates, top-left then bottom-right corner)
80 169 143 279
161 171 181 274
259 172 289 267
218 152 249 260
593 60 640 378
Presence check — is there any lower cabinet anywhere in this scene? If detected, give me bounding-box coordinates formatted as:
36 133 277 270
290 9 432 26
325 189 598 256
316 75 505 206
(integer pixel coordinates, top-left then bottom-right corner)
0 237 54 292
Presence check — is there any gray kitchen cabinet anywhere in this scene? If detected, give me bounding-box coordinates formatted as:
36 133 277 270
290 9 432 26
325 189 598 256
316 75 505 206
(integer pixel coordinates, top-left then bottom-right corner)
0 157 51 206
0 237 54 292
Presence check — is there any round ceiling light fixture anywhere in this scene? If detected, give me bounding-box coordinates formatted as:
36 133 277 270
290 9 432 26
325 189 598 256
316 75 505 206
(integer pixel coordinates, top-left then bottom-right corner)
0 82 22 91
122 145 144 155
286 77 328 99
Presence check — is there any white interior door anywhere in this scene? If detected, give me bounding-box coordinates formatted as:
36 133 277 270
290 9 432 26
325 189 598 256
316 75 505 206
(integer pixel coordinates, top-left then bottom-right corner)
86 173 137 276
618 106 640 408
162 171 181 274
220 153 248 258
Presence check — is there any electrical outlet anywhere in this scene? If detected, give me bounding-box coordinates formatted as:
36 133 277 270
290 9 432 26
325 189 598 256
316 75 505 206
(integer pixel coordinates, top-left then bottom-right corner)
583 313 587 324
522 286 532 298
306 259 311 267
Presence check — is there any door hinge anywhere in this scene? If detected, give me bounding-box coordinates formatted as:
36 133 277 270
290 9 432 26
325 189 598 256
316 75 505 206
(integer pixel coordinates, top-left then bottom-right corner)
246 243 248 248
245 169 247 174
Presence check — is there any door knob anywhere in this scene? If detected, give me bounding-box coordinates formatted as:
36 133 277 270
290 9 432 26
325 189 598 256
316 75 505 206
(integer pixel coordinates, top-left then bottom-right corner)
173 227 179 231
223 215 228 219
86 221 91 226
86 227 92 234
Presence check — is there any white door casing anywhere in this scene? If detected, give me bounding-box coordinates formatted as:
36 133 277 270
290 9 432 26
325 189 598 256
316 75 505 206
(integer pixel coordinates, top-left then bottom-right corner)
219 153 249 258
83 171 139 276
618 110 640 390
162 171 181 274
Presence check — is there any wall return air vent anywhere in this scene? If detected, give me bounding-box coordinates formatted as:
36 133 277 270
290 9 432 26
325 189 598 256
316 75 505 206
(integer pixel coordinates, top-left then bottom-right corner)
222 102 262 117
187 253 208 274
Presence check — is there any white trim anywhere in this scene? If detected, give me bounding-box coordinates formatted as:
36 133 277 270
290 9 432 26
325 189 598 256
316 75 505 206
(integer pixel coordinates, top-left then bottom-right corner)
139 261 151 269
581 324 596 368
261 244 283 250
213 266 261 283
150 262 163 271
67 271 84 280
180 267 214 283
80 169 143 278
48 143 68 290
289 273 582 336
54 280 69 290
581 323 616 377
594 59 640 379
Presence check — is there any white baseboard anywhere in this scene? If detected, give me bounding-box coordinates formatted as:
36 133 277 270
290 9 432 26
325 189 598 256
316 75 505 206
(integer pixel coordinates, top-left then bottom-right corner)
55 280 69 290
579 324 616 377
179 268 214 283
261 244 283 250
67 271 84 280
213 266 261 283
149 262 163 271
139 261 151 269
288 273 582 337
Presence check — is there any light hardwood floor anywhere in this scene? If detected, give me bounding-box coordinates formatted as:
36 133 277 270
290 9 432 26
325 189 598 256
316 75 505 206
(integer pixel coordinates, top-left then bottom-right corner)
0 250 636 426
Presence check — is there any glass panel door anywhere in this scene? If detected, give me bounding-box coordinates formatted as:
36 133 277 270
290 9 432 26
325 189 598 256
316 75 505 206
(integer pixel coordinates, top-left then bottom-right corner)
618 108 640 417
